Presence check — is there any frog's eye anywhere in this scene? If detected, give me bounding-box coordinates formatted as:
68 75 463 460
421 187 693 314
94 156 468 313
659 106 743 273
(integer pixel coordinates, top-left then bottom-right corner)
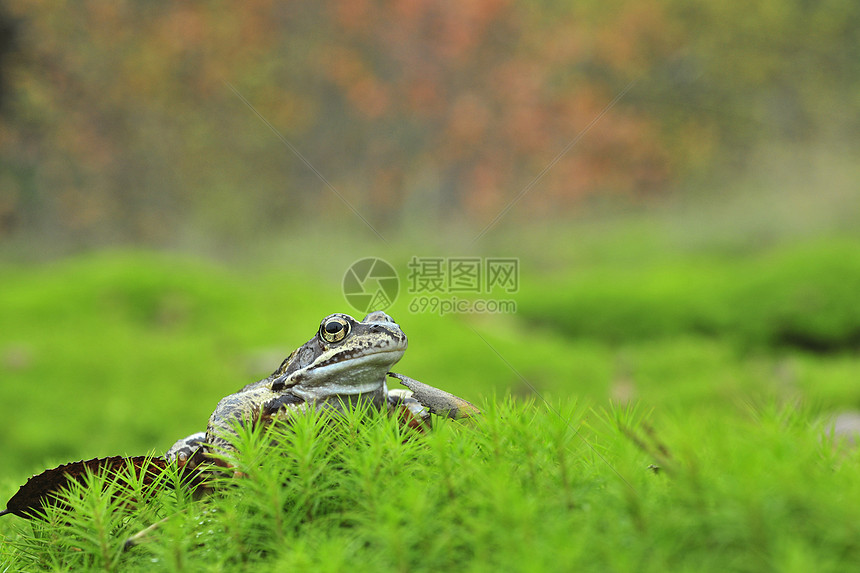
320 316 350 343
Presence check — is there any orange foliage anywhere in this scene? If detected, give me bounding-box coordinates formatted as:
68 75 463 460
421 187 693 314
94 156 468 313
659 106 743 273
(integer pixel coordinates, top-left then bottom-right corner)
0 0 688 242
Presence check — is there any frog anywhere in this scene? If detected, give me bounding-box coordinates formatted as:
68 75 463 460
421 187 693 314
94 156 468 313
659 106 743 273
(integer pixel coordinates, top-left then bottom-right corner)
1 311 479 519
166 310 477 470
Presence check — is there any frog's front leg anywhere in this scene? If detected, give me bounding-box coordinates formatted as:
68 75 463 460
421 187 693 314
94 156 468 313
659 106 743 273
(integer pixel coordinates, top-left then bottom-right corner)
387 372 480 420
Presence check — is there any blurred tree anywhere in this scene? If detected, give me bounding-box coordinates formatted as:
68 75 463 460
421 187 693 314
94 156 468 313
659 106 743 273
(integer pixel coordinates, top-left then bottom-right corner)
0 0 856 249
633 0 860 169
0 1 18 236
0 2 16 110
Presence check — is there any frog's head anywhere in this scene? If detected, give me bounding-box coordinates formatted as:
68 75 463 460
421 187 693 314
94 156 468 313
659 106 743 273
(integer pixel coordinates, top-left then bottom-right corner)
271 311 407 403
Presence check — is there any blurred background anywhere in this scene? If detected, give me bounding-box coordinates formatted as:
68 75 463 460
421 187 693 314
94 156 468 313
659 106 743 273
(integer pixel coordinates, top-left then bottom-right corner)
1 0 859 481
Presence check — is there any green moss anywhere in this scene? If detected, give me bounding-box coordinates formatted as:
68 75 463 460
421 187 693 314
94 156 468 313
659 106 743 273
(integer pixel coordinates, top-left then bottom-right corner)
518 239 860 351
2 243 860 571
3 403 859 572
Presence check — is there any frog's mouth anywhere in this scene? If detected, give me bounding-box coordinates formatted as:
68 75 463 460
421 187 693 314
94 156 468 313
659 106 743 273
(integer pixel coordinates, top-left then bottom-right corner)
291 347 406 399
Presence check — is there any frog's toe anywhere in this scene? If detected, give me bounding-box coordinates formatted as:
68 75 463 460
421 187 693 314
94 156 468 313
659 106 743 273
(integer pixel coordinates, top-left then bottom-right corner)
165 431 207 465
388 388 432 430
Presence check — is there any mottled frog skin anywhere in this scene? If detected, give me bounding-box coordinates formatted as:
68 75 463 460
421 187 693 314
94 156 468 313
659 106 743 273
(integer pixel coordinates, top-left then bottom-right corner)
206 310 406 450
166 311 477 468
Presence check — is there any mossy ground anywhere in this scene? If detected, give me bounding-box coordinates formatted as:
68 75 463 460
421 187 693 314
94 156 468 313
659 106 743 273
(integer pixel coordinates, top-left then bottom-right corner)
1 227 859 571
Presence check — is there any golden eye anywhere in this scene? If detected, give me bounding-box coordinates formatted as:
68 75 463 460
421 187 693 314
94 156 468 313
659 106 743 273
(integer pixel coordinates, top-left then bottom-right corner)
320 316 350 343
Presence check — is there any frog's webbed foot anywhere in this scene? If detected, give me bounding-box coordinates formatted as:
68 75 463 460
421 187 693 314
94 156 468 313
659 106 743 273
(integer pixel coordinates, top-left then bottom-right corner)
387 388 432 431
164 431 215 491
387 372 480 420
165 431 208 467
